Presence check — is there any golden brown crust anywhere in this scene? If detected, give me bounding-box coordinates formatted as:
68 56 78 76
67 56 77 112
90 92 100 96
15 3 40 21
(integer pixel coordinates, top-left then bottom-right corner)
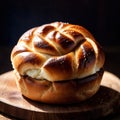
15 69 104 104
11 22 105 103
11 22 105 81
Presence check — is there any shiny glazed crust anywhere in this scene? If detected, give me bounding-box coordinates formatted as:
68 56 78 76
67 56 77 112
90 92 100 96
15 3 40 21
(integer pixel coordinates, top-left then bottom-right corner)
15 69 104 104
11 22 105 81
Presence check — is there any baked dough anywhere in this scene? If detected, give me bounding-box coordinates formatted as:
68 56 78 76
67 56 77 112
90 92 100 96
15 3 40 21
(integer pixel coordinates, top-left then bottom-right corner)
11 22 105 104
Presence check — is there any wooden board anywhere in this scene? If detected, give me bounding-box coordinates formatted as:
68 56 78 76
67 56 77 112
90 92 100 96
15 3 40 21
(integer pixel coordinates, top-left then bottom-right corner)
0 71 120 120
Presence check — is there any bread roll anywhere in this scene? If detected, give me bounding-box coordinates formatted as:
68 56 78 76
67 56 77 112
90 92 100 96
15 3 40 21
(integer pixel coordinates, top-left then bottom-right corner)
11 22 105 104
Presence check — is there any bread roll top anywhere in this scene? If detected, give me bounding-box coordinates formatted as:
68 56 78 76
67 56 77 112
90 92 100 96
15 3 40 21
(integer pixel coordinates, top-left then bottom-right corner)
11 22 105 81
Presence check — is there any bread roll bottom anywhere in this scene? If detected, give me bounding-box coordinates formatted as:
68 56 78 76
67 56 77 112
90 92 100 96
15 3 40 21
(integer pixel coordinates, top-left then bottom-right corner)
16 68 104 104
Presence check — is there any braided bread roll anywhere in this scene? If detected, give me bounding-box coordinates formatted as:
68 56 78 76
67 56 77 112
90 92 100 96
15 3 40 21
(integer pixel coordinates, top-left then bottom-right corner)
11 22 105 104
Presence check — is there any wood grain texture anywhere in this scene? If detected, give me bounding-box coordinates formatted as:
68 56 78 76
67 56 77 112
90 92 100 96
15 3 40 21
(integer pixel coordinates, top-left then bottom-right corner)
0 71 120 120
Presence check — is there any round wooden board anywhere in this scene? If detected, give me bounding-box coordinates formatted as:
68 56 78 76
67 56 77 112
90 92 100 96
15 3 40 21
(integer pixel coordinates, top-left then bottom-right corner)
0 71 120 120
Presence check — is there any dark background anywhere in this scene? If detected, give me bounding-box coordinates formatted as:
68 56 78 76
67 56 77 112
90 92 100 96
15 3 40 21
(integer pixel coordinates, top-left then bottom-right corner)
0 0 120 47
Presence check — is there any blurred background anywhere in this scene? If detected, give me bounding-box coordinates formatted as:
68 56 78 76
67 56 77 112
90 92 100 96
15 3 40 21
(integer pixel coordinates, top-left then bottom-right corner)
0 0 120 77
